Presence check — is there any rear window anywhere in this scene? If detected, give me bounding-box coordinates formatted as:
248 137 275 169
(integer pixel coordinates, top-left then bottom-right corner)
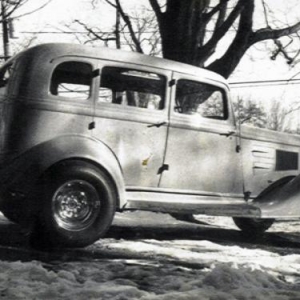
50 61 93 100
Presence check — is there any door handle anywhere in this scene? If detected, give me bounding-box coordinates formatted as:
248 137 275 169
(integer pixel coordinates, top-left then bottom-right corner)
220 130 236 137
147 121 167 128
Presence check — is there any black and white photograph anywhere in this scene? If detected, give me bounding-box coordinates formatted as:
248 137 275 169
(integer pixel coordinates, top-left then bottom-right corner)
0 0 300 299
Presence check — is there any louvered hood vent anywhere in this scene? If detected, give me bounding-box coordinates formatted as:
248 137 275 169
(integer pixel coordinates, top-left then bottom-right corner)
276 150 298 171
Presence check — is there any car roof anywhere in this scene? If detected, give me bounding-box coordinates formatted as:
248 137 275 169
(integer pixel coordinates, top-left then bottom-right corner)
15 43 227 86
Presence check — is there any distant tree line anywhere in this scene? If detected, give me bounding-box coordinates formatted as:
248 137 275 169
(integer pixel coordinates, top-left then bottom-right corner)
232 97 300 134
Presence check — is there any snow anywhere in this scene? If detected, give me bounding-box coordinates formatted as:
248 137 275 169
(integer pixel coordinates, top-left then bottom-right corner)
1 253 300 299
1 212 300 299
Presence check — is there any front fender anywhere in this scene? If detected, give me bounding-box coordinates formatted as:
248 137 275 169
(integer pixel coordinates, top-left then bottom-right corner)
0 135 126 209
253 175 300 218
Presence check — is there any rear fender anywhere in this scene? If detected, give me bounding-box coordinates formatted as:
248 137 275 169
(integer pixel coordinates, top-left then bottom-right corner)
0 135 126 209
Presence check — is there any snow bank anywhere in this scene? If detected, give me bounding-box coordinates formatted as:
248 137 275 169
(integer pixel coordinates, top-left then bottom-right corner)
2 212 300 299
0 259 299 300
1 238 300 300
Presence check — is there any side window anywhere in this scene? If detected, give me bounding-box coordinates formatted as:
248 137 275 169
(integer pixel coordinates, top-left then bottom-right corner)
175 79 227 120
99 67 166 110
50 61 93 100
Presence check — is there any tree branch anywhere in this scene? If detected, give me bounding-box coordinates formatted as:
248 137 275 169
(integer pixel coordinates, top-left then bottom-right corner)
9 0 52 20
207 0 255 78
1 0 23 20
252 22 300 44
204 0 228 24
148 0 162 22
261 0 270 28
207 0 244 45
103 0 117 9
214 0 228 30
196 0 245 64
74 19 116 43
115 0 144 53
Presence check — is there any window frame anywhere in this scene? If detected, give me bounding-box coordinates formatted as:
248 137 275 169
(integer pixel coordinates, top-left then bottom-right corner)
174 78 229 121
96 63 169 113
48 59 96 102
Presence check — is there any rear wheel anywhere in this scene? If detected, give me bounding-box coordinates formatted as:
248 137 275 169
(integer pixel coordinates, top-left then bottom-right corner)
232 217 274 236
31 160 116 248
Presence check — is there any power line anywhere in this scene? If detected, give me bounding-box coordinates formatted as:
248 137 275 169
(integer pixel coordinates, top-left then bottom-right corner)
20 31 91 34
19 31 157 34
230 78 300 88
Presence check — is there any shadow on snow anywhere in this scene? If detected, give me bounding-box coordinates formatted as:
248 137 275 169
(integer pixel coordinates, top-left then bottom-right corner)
0 213 299 262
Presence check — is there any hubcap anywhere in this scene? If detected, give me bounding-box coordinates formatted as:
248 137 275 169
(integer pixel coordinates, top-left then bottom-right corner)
52 180 101 231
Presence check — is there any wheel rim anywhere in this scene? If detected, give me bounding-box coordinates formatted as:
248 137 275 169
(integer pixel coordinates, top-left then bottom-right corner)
52 180 101 231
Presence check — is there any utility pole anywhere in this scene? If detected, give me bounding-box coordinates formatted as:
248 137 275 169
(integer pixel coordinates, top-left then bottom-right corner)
1 0 9 60
115 10 121 49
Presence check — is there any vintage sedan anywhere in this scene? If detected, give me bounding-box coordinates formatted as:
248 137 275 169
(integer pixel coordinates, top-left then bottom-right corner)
0 43 298 247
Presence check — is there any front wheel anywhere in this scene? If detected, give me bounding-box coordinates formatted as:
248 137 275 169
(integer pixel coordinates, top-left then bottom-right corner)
232 217 274 236
31 160 117 248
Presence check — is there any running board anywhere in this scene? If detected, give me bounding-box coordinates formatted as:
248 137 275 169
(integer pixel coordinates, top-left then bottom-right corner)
125 200 261 218
124 190 261 218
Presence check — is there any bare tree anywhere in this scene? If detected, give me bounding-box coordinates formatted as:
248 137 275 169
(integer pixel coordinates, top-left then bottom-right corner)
72 19 118 46
86 0 300 79
149 0 300 78
72 2 161 55
266 100 300 134
266 101 288 132
232 96 300 134
233 97 267 128
0 0 53 59
122 8 161 55
261 0 300 67
0 0 28 22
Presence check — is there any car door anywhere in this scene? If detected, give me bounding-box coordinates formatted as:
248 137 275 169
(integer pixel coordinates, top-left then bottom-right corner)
159 73 244 197
92 62 171 188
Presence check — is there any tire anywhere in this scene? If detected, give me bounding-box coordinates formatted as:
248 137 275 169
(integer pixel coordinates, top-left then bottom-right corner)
31 160 117 248
232 217 274 236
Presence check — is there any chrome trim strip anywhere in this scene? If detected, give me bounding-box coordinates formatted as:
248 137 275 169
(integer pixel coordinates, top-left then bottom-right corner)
126 186 244 199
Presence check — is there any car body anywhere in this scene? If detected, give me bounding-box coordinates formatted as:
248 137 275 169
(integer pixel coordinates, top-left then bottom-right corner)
0 43 299 247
